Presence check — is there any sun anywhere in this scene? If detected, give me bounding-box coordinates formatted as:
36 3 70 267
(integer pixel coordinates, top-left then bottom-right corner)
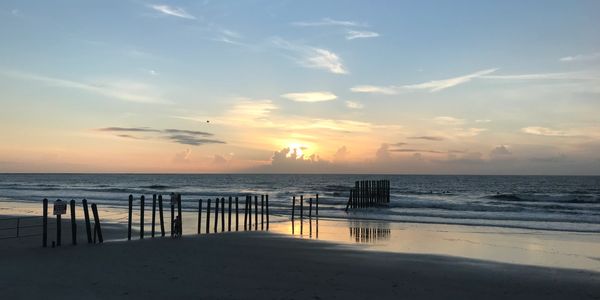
287 143 305 157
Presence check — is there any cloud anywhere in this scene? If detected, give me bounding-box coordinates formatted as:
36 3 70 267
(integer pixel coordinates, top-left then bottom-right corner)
433 116 465 125
116 134 143 139
212 154 228 165
271 38 348 74
389 148 446 154
346 30 380 40
521 127 574 137
482 71 599 80
345 100 364 109
475 119 492 123
98 127 160 133
149 4 196 19
351 68 497 94
291 18 364 27
1 70 168 104
490 145 512 158
375 143 392 161
408 136 444 141
173 149 192 163
163 129 213 136
559 52 600 62
281 91 337 102
455 128 487 137
333 146 349 162
167 135 225 146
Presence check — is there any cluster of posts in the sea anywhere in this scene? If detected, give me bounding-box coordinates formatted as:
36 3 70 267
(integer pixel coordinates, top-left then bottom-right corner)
345 180 391 211
129 193 272 239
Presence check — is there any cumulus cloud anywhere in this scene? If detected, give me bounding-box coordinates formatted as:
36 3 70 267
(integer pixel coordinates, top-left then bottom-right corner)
149 4 196 19
271 38 348 74
281 91 337 102
346 30 380 40
490 145 512 159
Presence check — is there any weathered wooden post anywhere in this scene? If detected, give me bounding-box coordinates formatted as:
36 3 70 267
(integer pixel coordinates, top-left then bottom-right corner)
244 196 248 231
140 195 145 239
345 190 352 212
266 194 269 230
177 194 183 235
316 194 319 217
228 196 232 232
248 195 252 230
214 197 219 233
91 203 103 243
128 195 133 240
82 199 92 243
170 194 175 237
70 200 77 245
309 197 313 219
198 199 202 234
300 195 304 234
221 197 225 232
158 194 165 237
152 194 157 237
292 196 296 220
56 199 62 247
206 199 211 234
261 194 264 230
254 195 258 231
42 198 48 247
235 196 239 231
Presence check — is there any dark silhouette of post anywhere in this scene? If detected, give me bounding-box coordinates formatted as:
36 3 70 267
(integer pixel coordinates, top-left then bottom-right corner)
206 199 211 234
152 194 157 238
266 194 269 230
309 197 312 219
248 195 252 230
158 195 165 237
42 198 48 247
345 190 352 212
254 195 258 231
243 196 248 231
261 195 264 230
140 195 145 239
70 200 77 245
300 195 304 234
82 199 92 243
56 200 62 247
316 194 319 217
214 197 219 233
198 199 202 234
128 195 133 240
235 196 239 231
292 196 296 220
228 196 232 232
177 194 183 235
170 194 175 237
91 203 103 243
221 197 225 232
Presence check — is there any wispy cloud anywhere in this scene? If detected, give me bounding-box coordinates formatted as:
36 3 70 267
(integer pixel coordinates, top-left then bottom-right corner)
149 4 196 19
482 71 599 80
167 135 225 146
1 70 168 104
559 52 600 62
97 127 224 146
271 38 348 74
433 116 465 126
408 136 444 141
291 18 364 27
346 30 380 40
351 68 497 94
345 100 364 109
98 127 160 133
521 126 576 137
281 91 337 102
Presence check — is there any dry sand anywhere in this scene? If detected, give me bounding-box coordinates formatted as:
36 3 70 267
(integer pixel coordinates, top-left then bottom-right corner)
1 231 599 299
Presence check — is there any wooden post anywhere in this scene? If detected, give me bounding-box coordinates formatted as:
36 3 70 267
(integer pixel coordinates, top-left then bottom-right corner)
91 203 103 243
228 196 232 232
56 201 62 247
158 195 165 237
221 197 225 232
170 194 175 237
309 197 313 219
214 197 219 233
82 199 92 243
235 197 239 231
316 194 319 217
198 199 202 234
42 198 48 247
248 195 252 230
261 195 264 230
206 199 211 234
70 200 77 245
266 194 269 231
300 195 304 234
243 196 248 231
345 190 352 212
140 195 145 239
127 195 133 240
292 196 296 220
177 194 183 235
254 195 258 231
152 194 157 238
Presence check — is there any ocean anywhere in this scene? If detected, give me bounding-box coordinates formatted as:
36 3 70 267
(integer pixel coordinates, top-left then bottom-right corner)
0 174 599 233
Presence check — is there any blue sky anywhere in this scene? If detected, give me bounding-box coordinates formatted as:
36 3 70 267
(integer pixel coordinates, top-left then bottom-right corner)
0 0 599 174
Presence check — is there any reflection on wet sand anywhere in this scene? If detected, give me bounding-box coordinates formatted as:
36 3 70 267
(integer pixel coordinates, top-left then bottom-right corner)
349 221 391 243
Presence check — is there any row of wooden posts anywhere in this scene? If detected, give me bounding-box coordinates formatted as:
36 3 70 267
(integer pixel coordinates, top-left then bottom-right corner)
42 198 103 247
345 180 390 211
290 195 319 235
127 193 270 240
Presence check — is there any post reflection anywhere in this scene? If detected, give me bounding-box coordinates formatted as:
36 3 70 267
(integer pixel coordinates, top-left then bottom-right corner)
348 221 391 244
290 215 319 239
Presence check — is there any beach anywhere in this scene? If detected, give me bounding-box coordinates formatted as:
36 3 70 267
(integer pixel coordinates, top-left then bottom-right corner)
2 231 599 299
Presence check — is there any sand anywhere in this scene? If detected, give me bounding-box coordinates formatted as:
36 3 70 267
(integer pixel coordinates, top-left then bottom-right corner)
1 231 599 299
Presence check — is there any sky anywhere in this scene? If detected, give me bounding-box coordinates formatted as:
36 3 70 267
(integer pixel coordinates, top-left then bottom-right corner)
0 0 599 174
